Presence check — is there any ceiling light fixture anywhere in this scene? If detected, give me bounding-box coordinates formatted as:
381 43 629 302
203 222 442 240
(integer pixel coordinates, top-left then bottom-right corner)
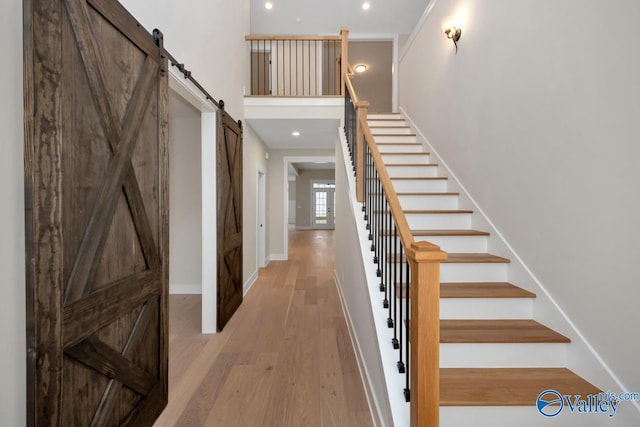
362 2 370 10
292 131 300 136
265 2 273 10
354 64 367 73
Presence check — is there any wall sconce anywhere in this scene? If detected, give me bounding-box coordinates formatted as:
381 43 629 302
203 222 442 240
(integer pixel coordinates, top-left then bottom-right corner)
441 17 462 52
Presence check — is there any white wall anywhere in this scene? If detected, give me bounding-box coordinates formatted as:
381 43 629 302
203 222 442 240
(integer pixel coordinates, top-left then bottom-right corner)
243 124 269 285
169 94 203 294
0 0 25 424
121 0 250 120
400 0 640 397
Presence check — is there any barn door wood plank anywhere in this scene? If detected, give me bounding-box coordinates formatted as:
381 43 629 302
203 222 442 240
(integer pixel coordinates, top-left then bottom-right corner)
25 0 169 424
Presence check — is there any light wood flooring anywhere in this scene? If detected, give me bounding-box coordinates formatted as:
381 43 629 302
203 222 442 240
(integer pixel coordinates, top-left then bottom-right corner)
154 230 373 426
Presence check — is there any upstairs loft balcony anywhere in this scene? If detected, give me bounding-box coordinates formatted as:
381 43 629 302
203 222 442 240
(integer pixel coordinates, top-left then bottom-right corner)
244 29 350 144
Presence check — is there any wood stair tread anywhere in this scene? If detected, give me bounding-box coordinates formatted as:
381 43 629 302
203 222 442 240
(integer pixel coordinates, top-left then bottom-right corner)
440 319 570 343
441 282 536 298
403 209 473 214
394 282 536 299
385 163 438 167
376 142 421 145
389 177 447 180
440 368 599 406
410 229 486 236
381 152 431 155
446 253 510 263
372 192 458 197
387 253 510 264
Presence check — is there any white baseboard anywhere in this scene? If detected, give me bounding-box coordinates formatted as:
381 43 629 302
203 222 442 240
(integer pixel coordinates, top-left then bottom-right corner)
169 283 201 294
243 270 258 296
333 271 383 427
268 253 287 261
296 226 312 230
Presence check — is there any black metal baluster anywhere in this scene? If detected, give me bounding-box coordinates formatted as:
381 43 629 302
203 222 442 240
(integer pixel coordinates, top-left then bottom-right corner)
404 260 411 402
380 192 387 294
398 242 405 374
390 224 397 334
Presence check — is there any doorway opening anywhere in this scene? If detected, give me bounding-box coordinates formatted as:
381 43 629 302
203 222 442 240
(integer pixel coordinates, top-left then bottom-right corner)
168 70 218 334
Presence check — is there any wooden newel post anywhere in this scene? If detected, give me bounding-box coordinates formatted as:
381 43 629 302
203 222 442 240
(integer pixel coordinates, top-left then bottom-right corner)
340 28 349 95
355 101 369 203
406 241 447 427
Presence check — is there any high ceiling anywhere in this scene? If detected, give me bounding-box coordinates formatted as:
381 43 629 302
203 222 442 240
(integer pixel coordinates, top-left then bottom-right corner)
250 0 430 35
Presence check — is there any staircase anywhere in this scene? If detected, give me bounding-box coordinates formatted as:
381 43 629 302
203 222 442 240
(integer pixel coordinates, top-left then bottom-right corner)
367 112 600 425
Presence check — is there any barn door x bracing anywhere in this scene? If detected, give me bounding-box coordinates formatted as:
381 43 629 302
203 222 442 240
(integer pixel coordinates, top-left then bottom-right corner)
24 0 169 425
217 110 243 331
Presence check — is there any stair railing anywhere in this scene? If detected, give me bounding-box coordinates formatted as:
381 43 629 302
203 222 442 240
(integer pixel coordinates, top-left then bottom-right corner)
344 69 447 427
245 28 349 97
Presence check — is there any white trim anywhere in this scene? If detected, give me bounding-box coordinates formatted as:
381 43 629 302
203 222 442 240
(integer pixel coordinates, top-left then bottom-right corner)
268 253 287 261
169 74 218 335
399 0 440 63
169 283 202 295
169 69 216 113
399 107 640 415
333 271 382 427
257 165 267 268
200 111 217 334
281 155 335 260
391 34 399 112
243 270 259 296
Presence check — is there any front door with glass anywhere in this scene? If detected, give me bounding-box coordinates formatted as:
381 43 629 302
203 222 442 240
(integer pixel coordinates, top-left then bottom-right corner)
311 181 335 229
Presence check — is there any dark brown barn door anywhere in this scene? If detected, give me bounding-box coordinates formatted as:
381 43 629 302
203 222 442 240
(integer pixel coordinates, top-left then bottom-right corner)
217 110 243 331
24 0 169 425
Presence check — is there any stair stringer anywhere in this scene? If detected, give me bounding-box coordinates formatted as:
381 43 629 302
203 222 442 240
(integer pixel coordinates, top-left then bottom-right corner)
399 107 640 423
334 127 408 427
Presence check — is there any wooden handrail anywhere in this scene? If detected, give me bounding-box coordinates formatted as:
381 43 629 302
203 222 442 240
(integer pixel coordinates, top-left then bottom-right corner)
344 73 359 105
245 34 341 41
360 115 415 249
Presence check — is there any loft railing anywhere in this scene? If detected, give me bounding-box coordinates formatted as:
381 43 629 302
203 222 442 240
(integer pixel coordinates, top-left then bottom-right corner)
246 29 349 96
344 69 447 427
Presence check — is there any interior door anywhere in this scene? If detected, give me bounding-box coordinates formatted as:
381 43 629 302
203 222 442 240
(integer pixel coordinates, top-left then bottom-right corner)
24 0 169 425
217 110 243 331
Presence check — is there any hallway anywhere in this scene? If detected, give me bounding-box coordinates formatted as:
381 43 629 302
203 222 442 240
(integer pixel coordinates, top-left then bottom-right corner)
154 230 373 426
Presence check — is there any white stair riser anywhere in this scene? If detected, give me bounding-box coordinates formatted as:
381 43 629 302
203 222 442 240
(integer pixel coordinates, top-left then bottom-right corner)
367 119 407 127
440 298 532 319
440 343 568 368
375 135 418 143
398 194 459 210
441 262 508 282
392 179 448 192
406 213 471 230
414 234 488 253
441 407 607 427
370 127 413 135
382 154 431 164
367 113 402 119
387 165 439 178
378 144 424 153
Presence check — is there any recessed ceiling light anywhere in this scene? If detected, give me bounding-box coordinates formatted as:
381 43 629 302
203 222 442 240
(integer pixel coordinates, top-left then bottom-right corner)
354 64 367 73
265 2 273 10
292 131 300 136
362 2 370 10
